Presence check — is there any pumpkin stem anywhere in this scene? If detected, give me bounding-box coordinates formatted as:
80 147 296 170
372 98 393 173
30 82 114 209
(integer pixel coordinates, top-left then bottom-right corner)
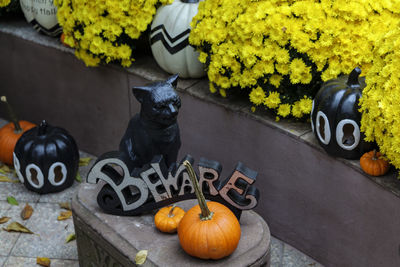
1 96 22 133
38 120 48 136
347 67 362 88
168 205 177 218
183 160 213 221
372 149 378 160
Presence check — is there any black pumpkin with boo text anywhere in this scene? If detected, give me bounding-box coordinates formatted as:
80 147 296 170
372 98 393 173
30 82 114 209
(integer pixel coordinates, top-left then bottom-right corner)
13 120 79 194
311 67 374 159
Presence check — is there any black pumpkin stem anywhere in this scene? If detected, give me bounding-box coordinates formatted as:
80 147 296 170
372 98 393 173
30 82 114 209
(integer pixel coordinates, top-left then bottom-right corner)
347 67 362 88
1 96 22 133
183 160 213 221
38 120 48 136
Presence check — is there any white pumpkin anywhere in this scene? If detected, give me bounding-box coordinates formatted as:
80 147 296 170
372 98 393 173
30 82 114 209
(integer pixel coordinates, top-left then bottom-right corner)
20 0 62 37
150 0 206 79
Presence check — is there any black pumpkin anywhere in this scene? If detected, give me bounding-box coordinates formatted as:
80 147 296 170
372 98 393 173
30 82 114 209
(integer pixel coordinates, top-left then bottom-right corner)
311 67 373 159
13 120 79 194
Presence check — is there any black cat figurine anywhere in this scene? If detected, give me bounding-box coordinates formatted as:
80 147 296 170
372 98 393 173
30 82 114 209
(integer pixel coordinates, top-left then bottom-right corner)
119 74 181 174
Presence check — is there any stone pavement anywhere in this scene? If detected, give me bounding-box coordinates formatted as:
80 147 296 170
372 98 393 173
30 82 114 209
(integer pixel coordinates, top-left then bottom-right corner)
0 119 322 267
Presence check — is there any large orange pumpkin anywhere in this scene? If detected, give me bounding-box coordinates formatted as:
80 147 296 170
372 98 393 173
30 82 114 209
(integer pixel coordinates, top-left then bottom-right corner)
178 161 241 260
0 96 35 165
154 205 185 233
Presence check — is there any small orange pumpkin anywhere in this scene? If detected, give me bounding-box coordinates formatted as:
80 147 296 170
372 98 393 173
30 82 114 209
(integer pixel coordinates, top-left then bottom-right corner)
360 150 390 176
178 161 241 260
0 96 35 165
154 205 185 233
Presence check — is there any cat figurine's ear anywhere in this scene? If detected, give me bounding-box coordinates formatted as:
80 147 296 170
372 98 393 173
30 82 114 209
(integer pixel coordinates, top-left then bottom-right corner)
132 86 151 103
166 74 179 88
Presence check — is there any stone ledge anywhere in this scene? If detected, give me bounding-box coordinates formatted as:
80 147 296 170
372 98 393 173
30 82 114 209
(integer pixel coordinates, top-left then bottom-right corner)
1 16 399 198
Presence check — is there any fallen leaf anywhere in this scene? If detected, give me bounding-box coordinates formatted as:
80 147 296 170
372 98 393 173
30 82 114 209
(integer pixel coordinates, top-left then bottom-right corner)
79 157 92 166
135 250 148 265
59 202 71 210
65 233 76 243
75 172 82 183
0 176 19 183
37 257 51 267
7 196 18 206
57 210 72 221
0 165 11 174
3 221 34 234
0 217 11 224
0 175 13 182
21 203 33 220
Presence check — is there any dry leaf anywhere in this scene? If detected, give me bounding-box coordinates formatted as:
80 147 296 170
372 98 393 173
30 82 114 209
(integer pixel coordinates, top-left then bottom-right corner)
75 172 82 183
0 165 11 174
0 176 19 183
57 210 72 221
79 157 92 166
3 221 34 234
0 175 13 182
0 217 11 224
7 196 18 206
37 257 51 267
65 233 76 243
59 202 71 210
135 250 148 265
21 203 33 220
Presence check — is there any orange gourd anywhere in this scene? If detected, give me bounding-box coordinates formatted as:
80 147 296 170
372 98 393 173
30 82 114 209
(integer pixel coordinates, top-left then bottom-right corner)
178 161 241 260
154 205 185 233
0 96 35 165
360 150 390 176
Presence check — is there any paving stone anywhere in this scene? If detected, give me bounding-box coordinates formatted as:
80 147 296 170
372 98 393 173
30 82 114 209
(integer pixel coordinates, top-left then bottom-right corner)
0 182 40 203
282 243 323 267
270 236 284 267
0 202 37 256
0 201 12 211
38 180 82 204
11 203 77 260
4 256 79 267
0 256 6 266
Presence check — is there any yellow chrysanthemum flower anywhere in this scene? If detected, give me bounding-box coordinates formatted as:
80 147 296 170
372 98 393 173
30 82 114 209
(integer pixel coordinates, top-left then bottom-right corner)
249 86 266 106
264 91 281 109
277 104 291 118
56 0 173 67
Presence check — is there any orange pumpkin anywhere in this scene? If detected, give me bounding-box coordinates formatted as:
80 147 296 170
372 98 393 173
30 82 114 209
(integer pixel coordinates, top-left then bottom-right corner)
178 160 241 260
360 150 390 176
154 205 185 233
0 96 35 165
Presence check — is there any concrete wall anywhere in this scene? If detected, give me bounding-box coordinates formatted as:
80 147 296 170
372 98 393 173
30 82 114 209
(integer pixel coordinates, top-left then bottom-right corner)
1 28 400 267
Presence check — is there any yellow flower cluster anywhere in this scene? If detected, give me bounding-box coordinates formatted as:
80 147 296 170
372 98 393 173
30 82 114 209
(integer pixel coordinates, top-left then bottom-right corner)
360 22 400 170
55 0 173 67
189 0 400 119
0 0 11 7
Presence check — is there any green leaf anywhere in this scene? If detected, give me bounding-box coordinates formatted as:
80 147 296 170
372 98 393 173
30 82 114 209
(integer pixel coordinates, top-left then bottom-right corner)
65 233 76 243
79 157 92 166
75 172 82 183
7 196 18 206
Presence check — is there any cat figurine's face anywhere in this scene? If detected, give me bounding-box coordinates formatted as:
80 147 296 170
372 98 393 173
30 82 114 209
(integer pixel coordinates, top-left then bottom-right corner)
133 74 181 127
